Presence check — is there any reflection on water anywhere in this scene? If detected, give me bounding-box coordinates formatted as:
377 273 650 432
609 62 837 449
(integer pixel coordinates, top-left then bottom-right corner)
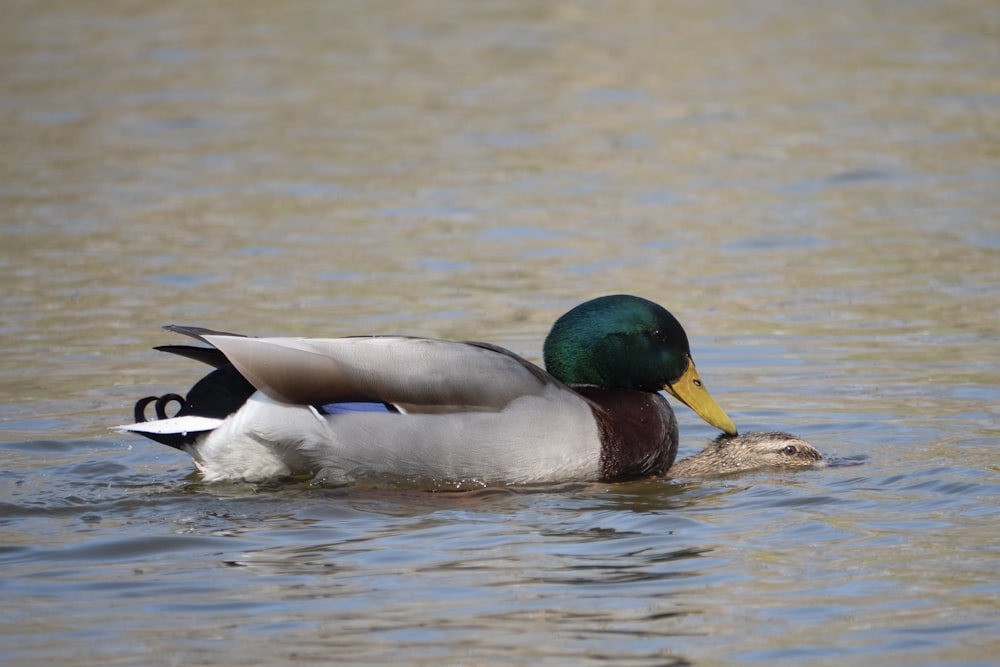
1 1 997 665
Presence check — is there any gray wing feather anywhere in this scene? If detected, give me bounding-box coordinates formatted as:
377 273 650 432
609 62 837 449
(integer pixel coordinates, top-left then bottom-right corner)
202 335 555 411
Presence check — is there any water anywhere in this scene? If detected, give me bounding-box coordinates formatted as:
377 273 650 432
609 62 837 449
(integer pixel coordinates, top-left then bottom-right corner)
1 1 998 665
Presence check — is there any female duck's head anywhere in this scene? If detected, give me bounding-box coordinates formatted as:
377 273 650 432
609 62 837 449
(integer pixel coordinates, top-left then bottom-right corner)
543 295 737 435
669 431 824 478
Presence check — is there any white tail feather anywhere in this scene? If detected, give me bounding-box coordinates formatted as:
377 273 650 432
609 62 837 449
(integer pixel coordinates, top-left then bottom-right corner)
116 416 223 435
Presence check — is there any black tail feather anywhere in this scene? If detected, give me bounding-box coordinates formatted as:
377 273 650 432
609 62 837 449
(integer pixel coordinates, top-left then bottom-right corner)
130 327 257 451
183 365 256 419
154 324 247 369
132 395 197 450
163 325 248 343
131 364 257 451
134 396 158 424
154 344 230 368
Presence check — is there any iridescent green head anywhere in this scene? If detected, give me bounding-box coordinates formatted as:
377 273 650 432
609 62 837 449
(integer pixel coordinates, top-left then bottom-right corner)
543 295 737 435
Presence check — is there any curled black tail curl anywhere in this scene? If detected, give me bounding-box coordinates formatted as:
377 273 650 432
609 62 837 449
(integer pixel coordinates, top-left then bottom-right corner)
134 393 187 424
130 365 256 450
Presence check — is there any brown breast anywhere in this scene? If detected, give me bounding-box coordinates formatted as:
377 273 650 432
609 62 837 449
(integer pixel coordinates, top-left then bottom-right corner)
573 386 678 481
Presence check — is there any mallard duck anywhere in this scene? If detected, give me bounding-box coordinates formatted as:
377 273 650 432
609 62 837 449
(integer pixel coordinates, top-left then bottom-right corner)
667 431 823 478
119 294 737 485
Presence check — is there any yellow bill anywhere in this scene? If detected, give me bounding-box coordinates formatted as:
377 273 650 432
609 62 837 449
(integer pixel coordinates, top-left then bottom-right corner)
664 358 737 435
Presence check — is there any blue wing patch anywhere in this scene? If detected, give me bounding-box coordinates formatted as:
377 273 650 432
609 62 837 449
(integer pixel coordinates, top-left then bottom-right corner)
319 402 392 415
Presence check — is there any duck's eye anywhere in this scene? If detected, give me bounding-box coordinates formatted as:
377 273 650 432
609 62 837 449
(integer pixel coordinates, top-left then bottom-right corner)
649 328 666 342
781 445 799 456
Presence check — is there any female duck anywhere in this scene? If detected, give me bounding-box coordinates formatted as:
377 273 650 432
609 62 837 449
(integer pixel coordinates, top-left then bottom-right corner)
668 431 823 478
120 295 737 485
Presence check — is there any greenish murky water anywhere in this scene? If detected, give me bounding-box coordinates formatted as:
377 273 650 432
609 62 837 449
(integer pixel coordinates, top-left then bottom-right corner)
1 2 997 665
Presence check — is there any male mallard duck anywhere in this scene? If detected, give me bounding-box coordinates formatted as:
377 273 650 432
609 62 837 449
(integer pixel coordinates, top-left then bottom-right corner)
667 431 823 478
119 295 737 485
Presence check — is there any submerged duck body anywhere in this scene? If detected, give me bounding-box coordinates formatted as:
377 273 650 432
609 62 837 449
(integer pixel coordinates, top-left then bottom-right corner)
120 295 737 486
